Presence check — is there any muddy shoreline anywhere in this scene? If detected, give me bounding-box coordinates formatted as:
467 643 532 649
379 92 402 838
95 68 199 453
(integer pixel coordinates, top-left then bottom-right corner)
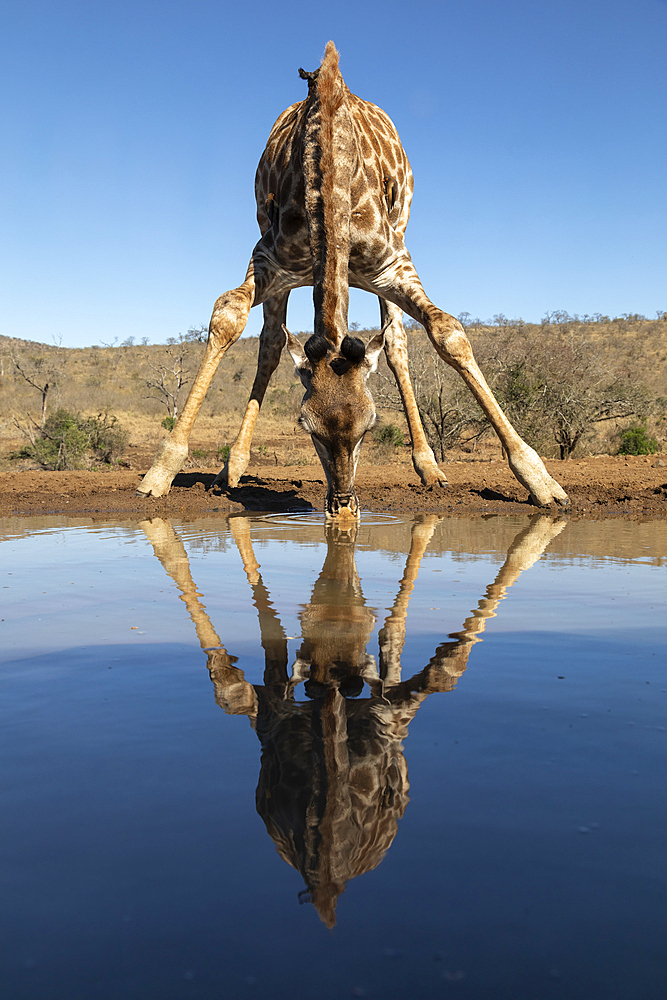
1 454 665 521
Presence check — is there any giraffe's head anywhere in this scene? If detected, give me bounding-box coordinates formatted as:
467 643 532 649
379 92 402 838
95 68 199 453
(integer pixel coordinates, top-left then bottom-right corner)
285 327 385 519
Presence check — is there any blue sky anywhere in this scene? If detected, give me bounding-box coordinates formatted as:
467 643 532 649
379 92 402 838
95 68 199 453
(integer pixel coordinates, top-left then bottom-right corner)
1 0 665 348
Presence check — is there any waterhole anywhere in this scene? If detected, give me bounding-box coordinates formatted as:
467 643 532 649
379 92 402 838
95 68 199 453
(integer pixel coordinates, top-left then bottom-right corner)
1 513 666 999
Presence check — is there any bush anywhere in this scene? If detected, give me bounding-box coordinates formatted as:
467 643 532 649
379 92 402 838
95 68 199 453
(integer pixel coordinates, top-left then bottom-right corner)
161 415 176 432
618 423 659 455
374 423 404 448
381 322 656 460
13 409 128 470
87 413 129 464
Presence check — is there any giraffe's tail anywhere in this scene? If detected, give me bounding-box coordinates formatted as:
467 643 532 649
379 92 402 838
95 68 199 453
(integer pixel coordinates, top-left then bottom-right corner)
300 41 353 348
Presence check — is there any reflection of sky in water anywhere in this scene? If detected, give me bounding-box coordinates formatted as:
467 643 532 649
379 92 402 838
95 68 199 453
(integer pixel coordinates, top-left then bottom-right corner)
1 514 666 1000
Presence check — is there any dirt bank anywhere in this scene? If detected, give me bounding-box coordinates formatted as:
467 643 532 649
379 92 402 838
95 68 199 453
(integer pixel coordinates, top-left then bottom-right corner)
1 454 665 520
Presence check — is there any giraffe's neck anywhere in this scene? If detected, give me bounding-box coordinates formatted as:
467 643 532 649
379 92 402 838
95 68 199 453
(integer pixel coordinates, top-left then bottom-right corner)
301 42 354 347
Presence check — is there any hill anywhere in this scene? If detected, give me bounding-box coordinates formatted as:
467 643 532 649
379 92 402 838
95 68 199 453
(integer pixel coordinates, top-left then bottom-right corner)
1 313 665 474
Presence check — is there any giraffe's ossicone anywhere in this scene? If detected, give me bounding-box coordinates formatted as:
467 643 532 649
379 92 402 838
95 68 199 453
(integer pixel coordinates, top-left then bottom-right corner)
138 42 569 515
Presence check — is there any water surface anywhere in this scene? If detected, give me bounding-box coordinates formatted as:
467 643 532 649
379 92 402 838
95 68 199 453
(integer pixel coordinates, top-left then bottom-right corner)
1 513 666 999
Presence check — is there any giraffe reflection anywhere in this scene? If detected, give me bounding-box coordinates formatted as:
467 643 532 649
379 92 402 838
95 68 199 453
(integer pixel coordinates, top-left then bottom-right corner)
140 515 565 927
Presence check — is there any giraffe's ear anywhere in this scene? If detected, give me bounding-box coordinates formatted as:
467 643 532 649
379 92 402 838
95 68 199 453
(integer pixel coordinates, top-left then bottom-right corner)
284 325 311 372
363 330 385 375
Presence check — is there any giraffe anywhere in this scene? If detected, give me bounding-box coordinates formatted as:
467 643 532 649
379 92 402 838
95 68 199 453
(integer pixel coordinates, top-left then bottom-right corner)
138 42 569 517
140 512 567 926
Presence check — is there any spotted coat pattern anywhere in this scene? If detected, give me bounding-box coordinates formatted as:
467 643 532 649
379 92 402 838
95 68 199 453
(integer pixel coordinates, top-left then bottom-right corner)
252 90 413 306
138 42 569 513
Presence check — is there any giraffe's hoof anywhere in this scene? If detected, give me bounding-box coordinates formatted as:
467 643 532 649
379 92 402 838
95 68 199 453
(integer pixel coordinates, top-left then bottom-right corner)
211 469 243 490
216 453 250 489
138 440 188 497
136 467 178 498
530 492 570 509
136 483 170 499
507 447 569 509
212 465 240 489
412 453 449 487
422 471 449 488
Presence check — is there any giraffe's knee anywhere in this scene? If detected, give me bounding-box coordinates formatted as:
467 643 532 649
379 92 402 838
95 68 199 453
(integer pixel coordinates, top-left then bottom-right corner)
427 314 474 368
209 287 253 349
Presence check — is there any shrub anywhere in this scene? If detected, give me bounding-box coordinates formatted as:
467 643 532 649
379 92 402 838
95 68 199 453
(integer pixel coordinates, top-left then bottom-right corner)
374 423 404 448
87 413 128 464
378 322 655 460
161 415 176 432
618 423 659 455
13 409 128 470
217 444 230 462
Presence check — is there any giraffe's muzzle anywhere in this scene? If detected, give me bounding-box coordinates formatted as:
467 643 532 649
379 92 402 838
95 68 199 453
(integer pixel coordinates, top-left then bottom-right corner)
326 491 359 520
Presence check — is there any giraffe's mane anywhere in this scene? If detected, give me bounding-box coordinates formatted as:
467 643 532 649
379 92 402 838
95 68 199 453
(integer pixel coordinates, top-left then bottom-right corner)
301 41 352 347
318 43 346 345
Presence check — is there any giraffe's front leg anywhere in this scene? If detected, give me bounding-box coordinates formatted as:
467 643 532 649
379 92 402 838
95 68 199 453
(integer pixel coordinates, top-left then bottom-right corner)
379 299 448 488
428 325 569 507
367 259 569 508
137 273 256 498
214 293 289 489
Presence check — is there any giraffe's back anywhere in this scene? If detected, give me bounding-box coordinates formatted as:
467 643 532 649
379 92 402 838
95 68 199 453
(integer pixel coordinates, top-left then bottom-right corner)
254 90 414 279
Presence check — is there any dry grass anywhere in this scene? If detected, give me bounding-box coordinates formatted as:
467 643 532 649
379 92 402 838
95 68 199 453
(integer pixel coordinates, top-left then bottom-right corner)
2 313 665 470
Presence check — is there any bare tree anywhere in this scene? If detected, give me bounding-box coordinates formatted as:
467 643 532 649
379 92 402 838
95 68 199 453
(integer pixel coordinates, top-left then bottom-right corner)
377 319 656 460
145 348 193 422
376 335 487 459
10 349 64 430
166 324 208 346
484 324 650 458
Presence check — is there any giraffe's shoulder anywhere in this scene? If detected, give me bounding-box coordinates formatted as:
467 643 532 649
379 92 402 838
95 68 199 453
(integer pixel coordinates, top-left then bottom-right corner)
265 100 306 145
348 94 400 139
